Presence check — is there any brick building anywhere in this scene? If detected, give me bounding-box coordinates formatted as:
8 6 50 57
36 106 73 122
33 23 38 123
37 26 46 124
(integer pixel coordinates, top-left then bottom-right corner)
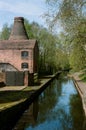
0 17 39 86
0 17 39 73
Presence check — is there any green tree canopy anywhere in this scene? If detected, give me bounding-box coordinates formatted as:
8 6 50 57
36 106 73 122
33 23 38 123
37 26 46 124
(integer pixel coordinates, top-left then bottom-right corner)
0 24 11 40
45 0 86 71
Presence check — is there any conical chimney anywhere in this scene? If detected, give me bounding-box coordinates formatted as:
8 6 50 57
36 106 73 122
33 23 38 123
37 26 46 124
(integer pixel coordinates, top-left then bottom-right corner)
9 17 28 40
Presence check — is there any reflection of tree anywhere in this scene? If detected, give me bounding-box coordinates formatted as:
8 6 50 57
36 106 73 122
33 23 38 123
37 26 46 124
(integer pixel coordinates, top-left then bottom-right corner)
58 72 70 85
14 98 39 130
69 94 84 130
38 79 62 123
56 109 73 130
14 77 85 130
13 79 63 129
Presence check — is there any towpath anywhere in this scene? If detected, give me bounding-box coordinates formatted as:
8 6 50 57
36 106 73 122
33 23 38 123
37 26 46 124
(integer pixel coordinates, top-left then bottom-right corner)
71 72 86 116
72 72 86 96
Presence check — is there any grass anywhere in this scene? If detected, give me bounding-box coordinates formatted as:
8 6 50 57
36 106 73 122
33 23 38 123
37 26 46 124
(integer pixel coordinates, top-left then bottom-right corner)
0 77 51 110
81 76 86 82
0 90 32 110
79 69 86 82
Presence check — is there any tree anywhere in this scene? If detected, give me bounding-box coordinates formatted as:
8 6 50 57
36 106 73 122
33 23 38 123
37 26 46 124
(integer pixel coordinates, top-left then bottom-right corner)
25 20 58 75
45 0 86 71
70 38 86 71
0 24 11 40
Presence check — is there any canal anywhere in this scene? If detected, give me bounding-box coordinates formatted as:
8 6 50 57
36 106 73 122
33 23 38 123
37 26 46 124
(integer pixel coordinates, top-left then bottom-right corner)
14 76 84 130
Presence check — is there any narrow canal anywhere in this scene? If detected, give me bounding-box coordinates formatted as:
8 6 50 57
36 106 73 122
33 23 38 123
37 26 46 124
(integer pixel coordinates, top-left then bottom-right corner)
14 76 85 130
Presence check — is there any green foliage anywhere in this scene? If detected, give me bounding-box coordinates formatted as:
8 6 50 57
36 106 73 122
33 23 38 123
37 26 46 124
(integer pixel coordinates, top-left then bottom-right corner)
25 20 58 75
45 0 86 72
55 33 70 70
70 43 86 71
24 19 40 39
79 69 86 82
55 48 70 70
0 24 11 40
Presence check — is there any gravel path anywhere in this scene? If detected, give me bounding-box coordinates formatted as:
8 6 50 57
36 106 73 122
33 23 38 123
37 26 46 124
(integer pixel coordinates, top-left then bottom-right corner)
73 72 86 95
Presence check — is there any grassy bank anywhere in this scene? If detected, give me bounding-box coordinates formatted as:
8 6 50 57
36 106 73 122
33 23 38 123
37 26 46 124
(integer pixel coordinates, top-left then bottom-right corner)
0 77 52 111
79 69 86 82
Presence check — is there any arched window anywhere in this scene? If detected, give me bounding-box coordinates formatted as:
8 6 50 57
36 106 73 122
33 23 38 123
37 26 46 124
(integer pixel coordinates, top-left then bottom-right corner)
21 51 28 59
21 63 28 69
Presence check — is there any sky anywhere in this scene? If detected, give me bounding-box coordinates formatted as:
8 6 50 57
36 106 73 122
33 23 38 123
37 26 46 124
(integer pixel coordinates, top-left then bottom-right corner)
0 0 47 31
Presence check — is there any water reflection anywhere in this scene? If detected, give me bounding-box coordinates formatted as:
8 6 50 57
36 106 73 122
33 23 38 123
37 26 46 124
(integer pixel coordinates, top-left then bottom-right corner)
14 98 39 130
70 94 84 130
14 78 85 130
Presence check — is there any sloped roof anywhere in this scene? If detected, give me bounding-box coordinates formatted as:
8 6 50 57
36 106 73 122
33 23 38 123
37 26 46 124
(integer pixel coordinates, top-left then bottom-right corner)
0 39 37 49
0 17 38 50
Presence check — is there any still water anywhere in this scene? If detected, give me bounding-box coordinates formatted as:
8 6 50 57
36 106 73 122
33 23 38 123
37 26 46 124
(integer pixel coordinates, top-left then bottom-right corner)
14 77 85 130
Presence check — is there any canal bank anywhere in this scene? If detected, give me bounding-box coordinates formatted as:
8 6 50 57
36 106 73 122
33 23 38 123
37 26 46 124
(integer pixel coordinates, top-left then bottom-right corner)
71 72 86 117
14 74 84 130
0 71 61 130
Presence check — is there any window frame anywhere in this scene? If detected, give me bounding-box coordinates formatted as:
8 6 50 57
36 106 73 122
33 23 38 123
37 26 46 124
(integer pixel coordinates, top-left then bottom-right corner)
21 51 29 59
21 62 28 69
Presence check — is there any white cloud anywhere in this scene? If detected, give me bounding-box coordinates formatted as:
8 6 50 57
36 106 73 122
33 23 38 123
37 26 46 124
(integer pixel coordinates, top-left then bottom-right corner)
0 0 47 30
0 0 45 16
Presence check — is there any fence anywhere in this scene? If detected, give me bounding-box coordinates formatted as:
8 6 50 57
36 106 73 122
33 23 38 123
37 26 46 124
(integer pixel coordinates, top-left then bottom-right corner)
6 71 24 86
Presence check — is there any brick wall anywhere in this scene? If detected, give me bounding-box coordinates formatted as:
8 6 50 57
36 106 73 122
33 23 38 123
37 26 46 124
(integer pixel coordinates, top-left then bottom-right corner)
33 43 39 73
0 49 34 73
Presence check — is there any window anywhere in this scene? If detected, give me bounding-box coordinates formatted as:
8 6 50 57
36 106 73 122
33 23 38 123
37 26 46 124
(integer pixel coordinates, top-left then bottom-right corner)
21 51 28 59
21 63 28 69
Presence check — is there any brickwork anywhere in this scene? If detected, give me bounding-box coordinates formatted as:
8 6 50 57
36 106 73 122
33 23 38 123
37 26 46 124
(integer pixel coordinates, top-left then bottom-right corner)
0 17 39 86
0 49 35 73
0 17 39 74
